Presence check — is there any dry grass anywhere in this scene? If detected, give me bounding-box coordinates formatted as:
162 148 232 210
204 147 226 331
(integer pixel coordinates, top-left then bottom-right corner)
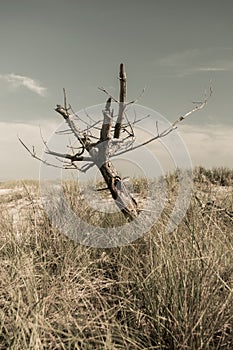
0 167 232 349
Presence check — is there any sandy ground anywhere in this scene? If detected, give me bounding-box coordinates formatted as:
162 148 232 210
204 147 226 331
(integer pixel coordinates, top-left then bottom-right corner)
0 180 231 240
0 188 15 195
0 185 43 239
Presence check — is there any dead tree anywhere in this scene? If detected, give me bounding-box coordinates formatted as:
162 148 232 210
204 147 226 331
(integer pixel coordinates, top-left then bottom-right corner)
19 63 212 221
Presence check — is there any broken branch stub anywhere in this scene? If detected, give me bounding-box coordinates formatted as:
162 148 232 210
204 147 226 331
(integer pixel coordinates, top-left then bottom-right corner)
114 63 126 139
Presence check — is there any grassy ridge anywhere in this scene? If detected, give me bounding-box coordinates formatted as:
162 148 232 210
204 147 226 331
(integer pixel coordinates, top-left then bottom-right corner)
0 167 232 349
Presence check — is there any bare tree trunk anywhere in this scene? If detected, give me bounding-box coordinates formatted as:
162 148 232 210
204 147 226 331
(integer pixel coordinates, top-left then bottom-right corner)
95 97 138 220
20 63 211 222
99 161 138 220
55 90 138 220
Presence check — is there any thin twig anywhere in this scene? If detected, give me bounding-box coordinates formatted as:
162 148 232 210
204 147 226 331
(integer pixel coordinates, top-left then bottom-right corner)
111 87 212 157
131 113 151 126
18 137 64 169
126 87 146 106
55 129 73 135
98 87 119 103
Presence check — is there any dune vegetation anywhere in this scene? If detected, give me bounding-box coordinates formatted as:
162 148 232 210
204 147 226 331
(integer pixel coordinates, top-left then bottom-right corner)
0 167 232 349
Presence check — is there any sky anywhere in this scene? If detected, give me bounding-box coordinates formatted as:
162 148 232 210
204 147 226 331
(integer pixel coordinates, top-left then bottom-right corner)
0 0 232 180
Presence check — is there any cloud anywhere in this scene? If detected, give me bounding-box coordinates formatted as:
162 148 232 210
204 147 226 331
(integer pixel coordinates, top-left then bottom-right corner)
195 67 227 72
176 66 230 78
0 73 47 96
159 49 200 67
0 121 57 180
180 123 233 168
135 120 233 171
179 65 232 77
158 47 233 77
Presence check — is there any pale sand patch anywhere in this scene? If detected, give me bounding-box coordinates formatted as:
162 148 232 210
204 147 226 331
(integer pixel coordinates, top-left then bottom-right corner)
0 189 14 195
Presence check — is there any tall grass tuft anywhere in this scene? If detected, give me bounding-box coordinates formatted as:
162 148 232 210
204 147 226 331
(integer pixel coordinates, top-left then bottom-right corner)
0 168 232 349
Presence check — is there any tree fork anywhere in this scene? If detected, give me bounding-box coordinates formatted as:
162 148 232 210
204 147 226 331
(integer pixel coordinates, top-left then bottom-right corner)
97 95 138 220
55 90 138 221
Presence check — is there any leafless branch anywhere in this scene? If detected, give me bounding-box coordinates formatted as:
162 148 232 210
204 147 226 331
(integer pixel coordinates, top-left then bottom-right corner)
80 162 95 173
45 149 92 162
126 87 146 106
111 87 212 158
18 137 64 169
83 120 102 133
160 85 213 138
122 110 134 138
83 109 100 124
55 104 86 148
55 129 73 135
131 113 151 126
69 104 92 129
98 87 119 103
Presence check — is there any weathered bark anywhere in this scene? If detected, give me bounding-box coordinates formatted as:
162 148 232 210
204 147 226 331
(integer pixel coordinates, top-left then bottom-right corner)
114 63 126 139
99 161 138 220
100 98 112 142
55 89 138 220
97 97 138 220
